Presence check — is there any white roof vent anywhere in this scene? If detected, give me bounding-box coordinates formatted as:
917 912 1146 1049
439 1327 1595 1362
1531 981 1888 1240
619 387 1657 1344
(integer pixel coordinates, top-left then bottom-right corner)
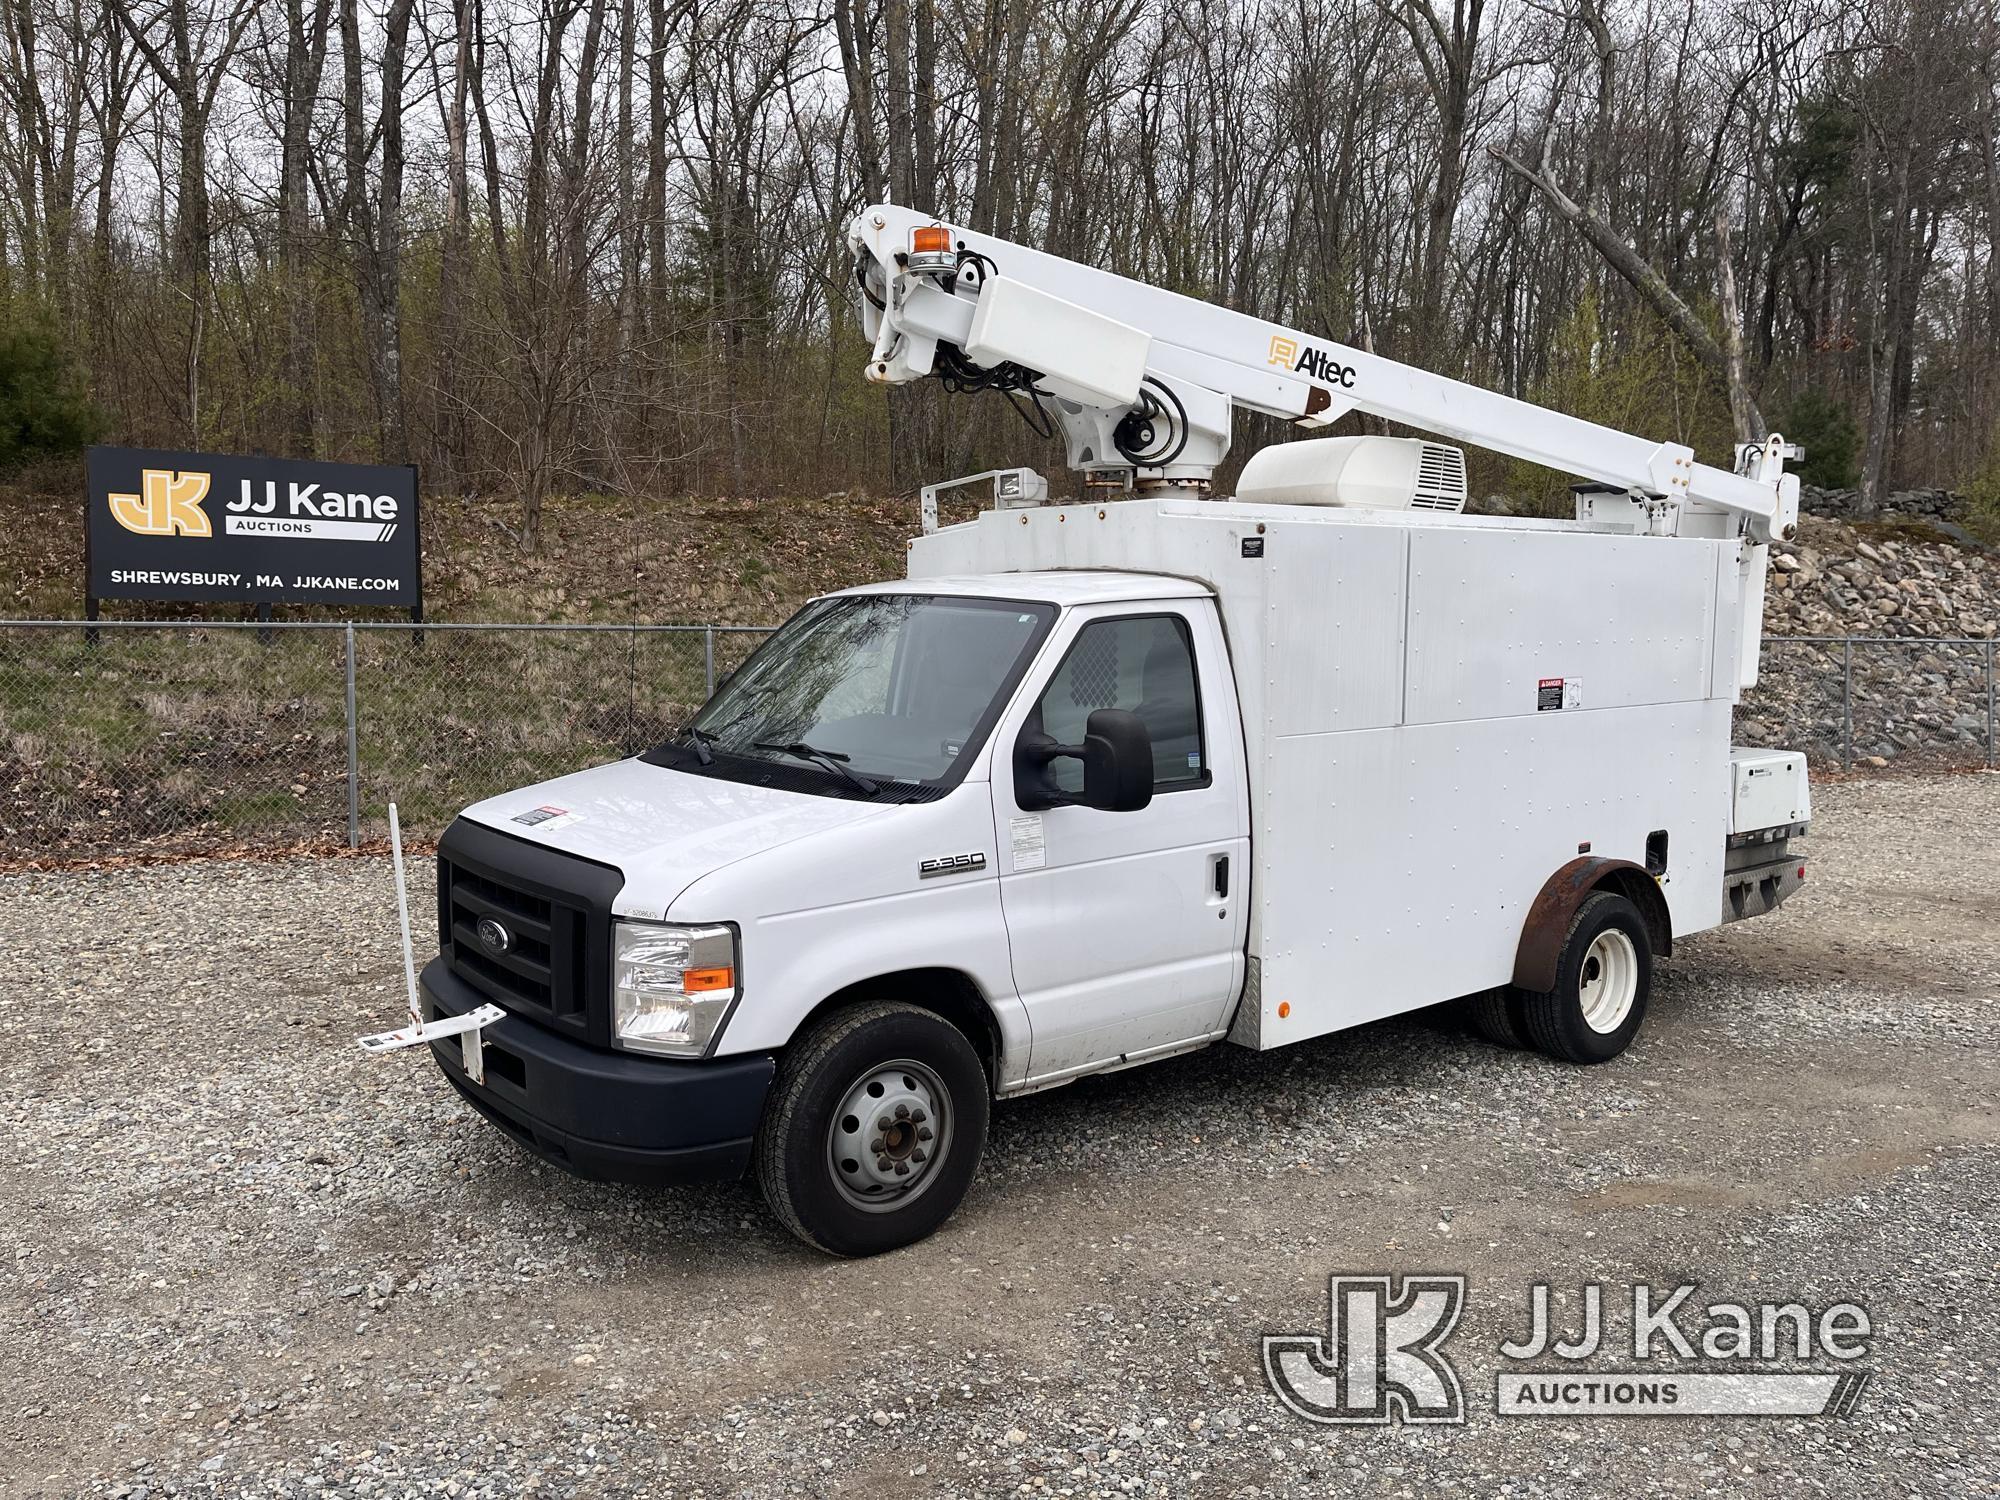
1234 436 1468 513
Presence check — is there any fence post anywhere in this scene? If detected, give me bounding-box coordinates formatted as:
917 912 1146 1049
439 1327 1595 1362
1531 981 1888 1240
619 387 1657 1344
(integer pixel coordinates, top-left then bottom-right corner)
704 626 716 698
345 623 360 849
1841 639 1853 772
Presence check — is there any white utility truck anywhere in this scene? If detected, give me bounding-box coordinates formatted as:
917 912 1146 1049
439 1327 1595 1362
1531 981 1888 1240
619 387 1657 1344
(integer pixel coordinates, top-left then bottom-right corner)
385 206 1811 1256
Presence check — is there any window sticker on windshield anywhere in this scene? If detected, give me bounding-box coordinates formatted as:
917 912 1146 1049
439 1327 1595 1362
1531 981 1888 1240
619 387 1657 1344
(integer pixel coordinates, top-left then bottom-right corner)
1187 751 1202 768
1010 814 1046 872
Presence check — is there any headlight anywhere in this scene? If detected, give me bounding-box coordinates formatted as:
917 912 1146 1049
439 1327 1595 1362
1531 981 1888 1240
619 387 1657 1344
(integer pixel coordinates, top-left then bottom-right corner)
612 921 738 1057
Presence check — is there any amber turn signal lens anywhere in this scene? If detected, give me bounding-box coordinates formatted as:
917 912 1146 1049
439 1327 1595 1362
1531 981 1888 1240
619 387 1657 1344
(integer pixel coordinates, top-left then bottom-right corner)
682 966 735 993
911 225 951 255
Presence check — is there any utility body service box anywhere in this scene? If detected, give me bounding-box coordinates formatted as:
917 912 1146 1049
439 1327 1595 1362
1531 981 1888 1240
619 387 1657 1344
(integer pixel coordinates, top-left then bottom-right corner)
1728 747 1811 834
911 497 1753 1051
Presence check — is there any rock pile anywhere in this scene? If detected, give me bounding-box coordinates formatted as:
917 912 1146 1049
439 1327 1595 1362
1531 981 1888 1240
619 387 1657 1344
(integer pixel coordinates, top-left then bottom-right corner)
1745 517 1997 767
1764 520 1997 640
1799 484 1964 524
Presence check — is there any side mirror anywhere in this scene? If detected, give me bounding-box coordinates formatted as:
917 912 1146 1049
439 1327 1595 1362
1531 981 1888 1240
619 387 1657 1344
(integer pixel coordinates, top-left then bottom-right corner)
1079 708 1153 812
1015 708 1153 812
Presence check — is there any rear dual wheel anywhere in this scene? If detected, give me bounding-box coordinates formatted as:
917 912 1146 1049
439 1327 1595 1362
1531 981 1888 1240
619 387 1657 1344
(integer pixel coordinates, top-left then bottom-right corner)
1470 891 1652 1064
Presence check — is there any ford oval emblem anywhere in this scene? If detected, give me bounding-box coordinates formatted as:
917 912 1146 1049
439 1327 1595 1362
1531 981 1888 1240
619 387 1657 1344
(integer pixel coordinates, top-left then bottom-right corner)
476 916 512 955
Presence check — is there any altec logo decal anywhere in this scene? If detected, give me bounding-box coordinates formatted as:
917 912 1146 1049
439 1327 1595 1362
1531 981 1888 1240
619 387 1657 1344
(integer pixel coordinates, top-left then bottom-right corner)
109 469 212 537
1267 334 1357 388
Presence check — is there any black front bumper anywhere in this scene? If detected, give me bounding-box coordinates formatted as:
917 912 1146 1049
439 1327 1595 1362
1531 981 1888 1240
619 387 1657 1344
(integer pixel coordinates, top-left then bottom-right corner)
421 957 775 1185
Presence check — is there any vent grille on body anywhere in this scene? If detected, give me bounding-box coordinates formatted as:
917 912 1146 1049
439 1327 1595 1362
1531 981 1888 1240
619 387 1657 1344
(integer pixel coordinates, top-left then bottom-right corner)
1412 443 1468 512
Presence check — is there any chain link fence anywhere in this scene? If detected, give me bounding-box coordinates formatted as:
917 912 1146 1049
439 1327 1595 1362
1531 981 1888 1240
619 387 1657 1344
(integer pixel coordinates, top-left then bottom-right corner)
0 621 771 861
1 622 1992 863
1736 635 1998 772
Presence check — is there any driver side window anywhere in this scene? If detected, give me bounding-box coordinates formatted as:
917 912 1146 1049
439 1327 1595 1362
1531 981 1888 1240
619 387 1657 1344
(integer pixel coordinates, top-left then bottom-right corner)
1031 614 1207 795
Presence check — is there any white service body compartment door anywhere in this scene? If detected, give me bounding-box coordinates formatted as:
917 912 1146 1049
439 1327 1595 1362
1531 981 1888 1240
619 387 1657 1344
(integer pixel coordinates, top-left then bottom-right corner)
988 600 1250 1085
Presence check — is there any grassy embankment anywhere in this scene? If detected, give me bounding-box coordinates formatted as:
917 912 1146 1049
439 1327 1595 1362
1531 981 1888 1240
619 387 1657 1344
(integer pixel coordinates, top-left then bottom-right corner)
1 486 920 860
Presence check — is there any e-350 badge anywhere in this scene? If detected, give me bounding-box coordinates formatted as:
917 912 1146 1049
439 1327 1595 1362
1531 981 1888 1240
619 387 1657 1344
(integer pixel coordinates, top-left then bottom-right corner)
919 852 987 879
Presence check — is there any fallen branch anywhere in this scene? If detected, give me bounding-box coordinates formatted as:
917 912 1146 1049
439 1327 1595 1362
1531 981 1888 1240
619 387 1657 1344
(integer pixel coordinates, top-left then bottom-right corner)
1488 142 1766 439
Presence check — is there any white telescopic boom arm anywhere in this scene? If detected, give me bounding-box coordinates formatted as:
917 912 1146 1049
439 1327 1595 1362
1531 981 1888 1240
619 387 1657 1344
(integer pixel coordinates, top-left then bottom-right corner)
848 205 1799 545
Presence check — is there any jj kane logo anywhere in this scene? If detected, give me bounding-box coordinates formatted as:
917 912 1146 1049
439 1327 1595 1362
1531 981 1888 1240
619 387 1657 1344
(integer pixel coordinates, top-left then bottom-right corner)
1264 1274 1467 1424
109 469 213 537
1264 1276 1875 1425
1267 334 1357 388
107 469 403 544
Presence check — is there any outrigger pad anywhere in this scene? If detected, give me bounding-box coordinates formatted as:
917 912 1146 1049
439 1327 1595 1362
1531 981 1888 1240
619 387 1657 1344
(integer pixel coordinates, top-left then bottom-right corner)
358 1002 507 1084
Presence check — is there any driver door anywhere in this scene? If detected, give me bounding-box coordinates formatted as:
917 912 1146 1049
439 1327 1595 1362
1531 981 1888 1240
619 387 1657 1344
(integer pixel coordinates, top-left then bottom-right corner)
989 600 1250 1085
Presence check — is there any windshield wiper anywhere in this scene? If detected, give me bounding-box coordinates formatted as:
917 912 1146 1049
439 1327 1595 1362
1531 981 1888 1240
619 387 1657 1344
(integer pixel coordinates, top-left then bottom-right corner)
680 725 717 766
752 740 881 795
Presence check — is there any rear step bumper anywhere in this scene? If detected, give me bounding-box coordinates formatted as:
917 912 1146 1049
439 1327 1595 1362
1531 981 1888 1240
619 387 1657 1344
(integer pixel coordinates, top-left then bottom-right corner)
1720 842 1807 925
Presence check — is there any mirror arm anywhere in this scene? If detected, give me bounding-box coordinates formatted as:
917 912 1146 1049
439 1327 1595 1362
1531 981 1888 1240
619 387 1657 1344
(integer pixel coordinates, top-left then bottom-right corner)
1014 734 1086 811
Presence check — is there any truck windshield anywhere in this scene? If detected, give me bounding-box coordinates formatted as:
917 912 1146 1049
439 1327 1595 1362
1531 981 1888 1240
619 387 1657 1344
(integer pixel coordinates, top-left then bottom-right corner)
676 594 1056 793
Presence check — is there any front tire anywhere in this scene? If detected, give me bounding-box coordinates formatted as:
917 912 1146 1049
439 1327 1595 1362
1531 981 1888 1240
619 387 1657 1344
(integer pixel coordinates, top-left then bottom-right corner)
1515 891 1652 1065
755 1001 989 1256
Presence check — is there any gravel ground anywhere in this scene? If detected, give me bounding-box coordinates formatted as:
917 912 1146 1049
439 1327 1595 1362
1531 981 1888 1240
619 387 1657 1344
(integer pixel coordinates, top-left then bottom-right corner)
4 774 1998 1498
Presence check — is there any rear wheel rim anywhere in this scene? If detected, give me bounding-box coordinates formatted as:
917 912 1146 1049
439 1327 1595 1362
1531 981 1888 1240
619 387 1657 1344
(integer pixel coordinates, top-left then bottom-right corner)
1577 928 1639 1033
826 1058 953 1213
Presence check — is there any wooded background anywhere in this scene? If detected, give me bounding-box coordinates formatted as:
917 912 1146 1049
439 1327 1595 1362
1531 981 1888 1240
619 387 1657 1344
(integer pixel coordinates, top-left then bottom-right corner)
1 0 1994 536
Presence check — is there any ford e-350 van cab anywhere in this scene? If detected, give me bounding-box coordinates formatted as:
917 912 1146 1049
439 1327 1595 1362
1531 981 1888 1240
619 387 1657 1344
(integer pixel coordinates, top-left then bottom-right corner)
416 491 1808 1257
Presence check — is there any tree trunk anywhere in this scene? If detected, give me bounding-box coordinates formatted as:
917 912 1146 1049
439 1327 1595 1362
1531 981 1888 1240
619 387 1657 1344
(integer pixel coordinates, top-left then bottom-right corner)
914 0 937 209
437 0 474 486
278 0 330 454
338 0 383 440
645 0 671 317
615 0 639 360
834 0 885 203
1713 210 1763 446
376 0 415 463
884 0 913 205
1861 149 1913 508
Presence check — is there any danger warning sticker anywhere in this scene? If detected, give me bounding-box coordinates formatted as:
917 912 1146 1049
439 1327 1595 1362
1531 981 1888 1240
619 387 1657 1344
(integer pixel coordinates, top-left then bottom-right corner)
1537 677 1583 711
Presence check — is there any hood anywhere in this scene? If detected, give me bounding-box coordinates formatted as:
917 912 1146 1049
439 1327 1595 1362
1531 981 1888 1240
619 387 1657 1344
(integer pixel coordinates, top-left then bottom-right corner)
458 758 893 916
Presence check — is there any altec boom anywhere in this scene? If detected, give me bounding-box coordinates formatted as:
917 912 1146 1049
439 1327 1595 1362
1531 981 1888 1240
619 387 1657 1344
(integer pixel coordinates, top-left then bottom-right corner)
849 203 1800 688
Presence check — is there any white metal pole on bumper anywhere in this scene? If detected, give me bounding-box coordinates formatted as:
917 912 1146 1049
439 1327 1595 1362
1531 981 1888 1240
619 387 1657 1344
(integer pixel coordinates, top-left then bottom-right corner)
356 800 506 1082
390 801 422 1031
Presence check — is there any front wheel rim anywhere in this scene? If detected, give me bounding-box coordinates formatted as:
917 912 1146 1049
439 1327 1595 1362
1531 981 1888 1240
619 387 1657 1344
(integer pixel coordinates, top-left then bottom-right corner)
826 1058 953 1213
1577 928 1640 1033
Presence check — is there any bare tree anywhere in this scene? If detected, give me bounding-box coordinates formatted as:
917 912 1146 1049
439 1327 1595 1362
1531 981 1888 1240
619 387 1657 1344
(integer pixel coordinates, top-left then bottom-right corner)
0 0 1990 513
110 0 259 437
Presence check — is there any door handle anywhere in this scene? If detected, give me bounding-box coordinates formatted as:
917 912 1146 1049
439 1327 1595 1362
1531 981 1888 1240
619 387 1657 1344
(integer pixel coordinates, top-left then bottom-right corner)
1213 854 1229 899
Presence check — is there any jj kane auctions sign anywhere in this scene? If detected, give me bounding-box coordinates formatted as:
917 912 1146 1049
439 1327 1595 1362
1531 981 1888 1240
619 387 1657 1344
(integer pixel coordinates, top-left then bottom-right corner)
87 446 420 609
